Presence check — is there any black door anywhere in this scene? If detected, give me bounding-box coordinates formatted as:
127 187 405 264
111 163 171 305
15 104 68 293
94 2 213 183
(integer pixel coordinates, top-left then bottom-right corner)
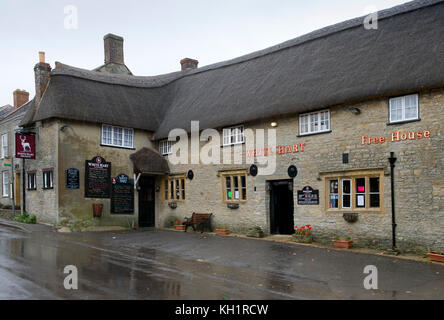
269 180 294 235
138 177 155 227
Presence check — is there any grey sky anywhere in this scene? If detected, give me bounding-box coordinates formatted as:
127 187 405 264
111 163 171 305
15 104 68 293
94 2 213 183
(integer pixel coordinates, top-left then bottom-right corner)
0 0 407 105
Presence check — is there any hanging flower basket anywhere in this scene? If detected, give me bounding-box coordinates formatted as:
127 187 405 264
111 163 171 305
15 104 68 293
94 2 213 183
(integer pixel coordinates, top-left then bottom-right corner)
428 251 444 263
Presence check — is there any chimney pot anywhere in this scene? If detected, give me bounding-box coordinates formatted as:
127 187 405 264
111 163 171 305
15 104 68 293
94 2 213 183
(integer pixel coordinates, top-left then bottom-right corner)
104 34 124 65
180 58 199 71
13 89 29 109
39 51 45 63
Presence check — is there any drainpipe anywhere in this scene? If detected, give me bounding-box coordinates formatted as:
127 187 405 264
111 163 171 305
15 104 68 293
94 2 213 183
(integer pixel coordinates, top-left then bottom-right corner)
388 152 397 252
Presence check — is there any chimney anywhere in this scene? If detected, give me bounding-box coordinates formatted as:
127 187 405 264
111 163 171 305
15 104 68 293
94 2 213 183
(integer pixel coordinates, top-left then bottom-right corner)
34 51 52 107
104 34 124 65
180 58 199 71
13 89 29 109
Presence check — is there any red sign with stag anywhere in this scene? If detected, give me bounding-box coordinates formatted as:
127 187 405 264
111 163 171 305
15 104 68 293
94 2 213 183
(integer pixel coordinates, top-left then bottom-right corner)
15 133 36 159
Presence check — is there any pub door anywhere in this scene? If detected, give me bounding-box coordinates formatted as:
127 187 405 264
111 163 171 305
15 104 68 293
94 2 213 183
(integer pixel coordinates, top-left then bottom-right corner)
138 176 155 227
269 180 294 235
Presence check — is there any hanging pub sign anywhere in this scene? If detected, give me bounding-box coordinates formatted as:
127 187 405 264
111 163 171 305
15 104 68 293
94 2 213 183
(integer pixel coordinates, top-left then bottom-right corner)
66 168 80 189
15 133 36 159
297 186 319 205
85 156 111 198
111 174 134 214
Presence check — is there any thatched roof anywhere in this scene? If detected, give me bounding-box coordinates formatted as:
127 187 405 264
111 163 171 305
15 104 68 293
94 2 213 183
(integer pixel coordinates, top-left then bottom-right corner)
130 148 170 174
21 0 444 138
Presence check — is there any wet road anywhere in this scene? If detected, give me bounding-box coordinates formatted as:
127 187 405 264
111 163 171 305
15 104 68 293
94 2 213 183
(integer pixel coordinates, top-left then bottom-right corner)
0 226 443 300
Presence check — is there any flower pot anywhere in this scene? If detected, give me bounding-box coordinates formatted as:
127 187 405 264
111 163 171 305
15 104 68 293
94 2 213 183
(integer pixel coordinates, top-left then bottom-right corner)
216 228 230 236
428 251 444 263
175 224 186 232
92 203 103 218
291 234 313 243
333 239 353 249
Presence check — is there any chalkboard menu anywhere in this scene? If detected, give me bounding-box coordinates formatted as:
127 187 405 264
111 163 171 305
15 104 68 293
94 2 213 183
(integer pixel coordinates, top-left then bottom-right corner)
297 186 319 205
85 156 111 198
66 168 80 189
111 174 134 214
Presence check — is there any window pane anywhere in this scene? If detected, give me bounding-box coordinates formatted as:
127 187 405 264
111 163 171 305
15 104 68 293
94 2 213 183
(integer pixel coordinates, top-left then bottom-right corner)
226 177 232 200
404 95 418 120
390 97 403 122
370 194 380 208
102 126 112 144
164 180 168 200
175 179 180 200
356 178 365 208
241 176 246 200
124 129 133 147
356 178 365 193
330 180 338 193
181 179 185 200
233 176 239 200
329 180 338 208
343 180 351 194
370 178 379 193
343 195 351 208
113 127 123 146
170 180 174 199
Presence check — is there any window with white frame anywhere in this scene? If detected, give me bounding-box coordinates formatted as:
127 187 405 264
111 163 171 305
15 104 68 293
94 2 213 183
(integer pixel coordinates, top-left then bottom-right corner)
101 125 134 148
2 171 8 197
222 125 244 146
389 94 419 123
159 140 172 156
299 110 330 135
43 170 53 189
1 134 7 158
27 172 36 190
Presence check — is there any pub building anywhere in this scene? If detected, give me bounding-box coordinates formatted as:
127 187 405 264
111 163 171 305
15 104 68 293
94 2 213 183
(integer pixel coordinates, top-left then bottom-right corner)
16 0 444 253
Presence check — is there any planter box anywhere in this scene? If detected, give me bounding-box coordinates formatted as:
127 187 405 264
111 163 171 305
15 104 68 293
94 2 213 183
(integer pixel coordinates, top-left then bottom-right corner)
333 239 353 249
247 230 264 238
291 234 313 243
216 228 230 236
428 251 444 263
175 225 186 232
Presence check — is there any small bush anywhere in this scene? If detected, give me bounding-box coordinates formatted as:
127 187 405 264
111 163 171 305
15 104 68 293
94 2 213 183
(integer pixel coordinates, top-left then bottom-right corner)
13 212 37 224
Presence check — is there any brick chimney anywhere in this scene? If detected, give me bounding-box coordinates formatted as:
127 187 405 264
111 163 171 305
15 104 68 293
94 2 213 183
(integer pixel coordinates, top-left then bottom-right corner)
104 34 124 65
34 51 52 107
180 58 199 71
13 89 29 109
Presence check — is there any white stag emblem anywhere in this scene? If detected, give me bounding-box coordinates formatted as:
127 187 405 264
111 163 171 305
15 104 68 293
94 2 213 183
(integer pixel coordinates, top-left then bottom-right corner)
20 135 31 152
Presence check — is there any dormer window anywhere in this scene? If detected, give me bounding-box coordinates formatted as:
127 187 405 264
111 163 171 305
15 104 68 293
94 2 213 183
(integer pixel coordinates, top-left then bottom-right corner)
101 124 134 148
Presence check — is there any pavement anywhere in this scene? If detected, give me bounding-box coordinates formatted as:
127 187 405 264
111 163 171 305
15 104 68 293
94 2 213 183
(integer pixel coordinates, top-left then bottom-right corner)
0 224 443 300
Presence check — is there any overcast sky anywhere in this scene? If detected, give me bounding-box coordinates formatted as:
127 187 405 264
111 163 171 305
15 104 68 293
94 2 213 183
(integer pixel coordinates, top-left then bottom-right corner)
0 0 408 105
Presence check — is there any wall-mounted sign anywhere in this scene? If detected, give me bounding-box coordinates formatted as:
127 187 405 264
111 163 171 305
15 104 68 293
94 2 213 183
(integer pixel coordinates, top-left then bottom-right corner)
15 133 36 159
66 168 80 189
111 174 134 214
246 143 306 158
297 186 319 205
361 130 431 145
85 156 111 198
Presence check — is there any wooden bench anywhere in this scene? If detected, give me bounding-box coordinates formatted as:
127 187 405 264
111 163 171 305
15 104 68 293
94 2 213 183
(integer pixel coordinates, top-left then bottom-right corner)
183 213 213 233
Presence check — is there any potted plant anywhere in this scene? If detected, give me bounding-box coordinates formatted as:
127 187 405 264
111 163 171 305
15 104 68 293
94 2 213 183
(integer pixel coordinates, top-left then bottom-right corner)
175 221 186 232
216 226 230 236
428 251 444 263
247 226 264 238
333 236 353 249
291 225 313 243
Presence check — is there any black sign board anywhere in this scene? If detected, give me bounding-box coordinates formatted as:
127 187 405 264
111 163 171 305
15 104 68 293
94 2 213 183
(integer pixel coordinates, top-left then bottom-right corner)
297 186 319 205
85 156 111 198
66 168 80 189
111 174 134 214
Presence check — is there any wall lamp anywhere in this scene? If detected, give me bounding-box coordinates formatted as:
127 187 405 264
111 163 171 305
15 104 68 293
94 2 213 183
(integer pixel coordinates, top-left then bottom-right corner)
270 122 278 128
60 125 71 132
348 107 361 115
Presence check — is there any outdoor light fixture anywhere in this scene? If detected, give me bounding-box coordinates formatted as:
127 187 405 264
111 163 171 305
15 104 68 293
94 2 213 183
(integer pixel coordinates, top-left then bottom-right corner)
271 122 278 127
348 106 361 115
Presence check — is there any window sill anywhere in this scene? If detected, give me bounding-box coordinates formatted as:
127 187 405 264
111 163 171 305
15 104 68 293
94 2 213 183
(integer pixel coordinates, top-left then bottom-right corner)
27 188 37 191
100 144 135 150
297 130 332 138
221 142 245 148
387 118 420 126
326 208 385 214
42 187 54 190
